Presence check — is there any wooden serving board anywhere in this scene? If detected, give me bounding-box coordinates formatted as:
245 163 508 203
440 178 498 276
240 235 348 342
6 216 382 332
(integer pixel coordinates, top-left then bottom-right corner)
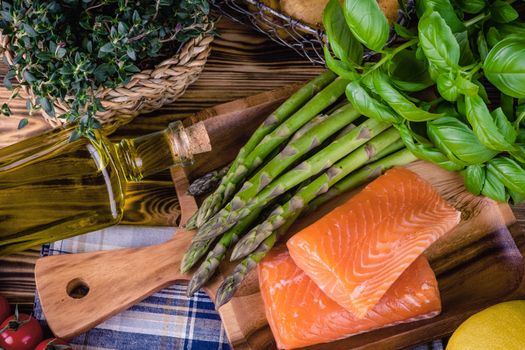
34 88 523 349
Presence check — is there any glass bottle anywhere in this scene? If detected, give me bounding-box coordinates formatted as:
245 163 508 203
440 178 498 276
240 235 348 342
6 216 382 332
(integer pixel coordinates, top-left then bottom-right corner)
0 121 209 256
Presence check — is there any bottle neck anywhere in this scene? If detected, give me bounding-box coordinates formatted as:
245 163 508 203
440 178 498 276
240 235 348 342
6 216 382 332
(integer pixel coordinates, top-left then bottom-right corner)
117 121 194 181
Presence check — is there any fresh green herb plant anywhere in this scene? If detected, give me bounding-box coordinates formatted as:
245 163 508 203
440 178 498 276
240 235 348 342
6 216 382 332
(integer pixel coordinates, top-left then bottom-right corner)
323 0 525 204
0 0 211 137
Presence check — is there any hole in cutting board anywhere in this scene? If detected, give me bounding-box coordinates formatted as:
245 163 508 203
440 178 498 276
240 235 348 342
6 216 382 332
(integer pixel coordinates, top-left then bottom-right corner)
66 278 90 299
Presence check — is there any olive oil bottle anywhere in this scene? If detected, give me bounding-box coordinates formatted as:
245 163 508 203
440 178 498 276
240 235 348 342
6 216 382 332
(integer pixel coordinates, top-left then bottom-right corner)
0 121 210 256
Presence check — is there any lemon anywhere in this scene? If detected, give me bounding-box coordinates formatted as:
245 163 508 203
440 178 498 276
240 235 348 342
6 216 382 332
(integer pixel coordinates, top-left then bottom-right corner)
446 300 525 350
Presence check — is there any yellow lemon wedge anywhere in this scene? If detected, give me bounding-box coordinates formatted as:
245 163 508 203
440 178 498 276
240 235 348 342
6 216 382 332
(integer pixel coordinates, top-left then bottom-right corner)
446 300 525 350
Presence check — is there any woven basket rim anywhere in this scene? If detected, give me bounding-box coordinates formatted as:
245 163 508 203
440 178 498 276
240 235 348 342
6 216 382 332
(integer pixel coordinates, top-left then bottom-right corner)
0 20 213 130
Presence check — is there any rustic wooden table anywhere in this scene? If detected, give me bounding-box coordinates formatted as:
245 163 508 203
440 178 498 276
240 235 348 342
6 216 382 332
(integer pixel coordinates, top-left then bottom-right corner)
0 17 524 317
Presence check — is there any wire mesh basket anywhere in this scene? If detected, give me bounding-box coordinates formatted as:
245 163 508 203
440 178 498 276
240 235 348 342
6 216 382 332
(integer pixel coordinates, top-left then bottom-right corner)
213 0 415 65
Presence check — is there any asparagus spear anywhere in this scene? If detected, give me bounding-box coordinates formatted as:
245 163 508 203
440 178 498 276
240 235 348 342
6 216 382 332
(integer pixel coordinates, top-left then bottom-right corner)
230 127 401 260
224 104 360 210
307 148 417 213
215 149 417 307
214 214 298 309
195 118 391 242
196 76 349 227
181 237 216 273
185 208 262 294
192 71 339 227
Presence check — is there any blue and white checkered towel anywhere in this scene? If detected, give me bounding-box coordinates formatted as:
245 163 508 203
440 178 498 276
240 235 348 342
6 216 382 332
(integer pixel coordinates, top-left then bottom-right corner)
34 226 231 350
33 225 444 350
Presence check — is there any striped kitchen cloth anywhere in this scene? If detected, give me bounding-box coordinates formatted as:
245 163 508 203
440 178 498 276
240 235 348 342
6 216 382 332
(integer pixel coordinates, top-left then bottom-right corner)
33 225 445 350
33 226 230 350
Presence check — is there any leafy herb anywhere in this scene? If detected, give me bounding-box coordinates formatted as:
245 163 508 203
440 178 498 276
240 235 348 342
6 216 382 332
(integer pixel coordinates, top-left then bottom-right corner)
324 0 525 203
0 0 212 136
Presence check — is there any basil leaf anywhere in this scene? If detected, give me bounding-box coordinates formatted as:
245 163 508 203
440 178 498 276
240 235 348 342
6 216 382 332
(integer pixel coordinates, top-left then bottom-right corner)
457 0 486 14
323 46 360 80
394 24 416 39
484 36 525 98
455 75 479 96
486 27 501 47
482 166 508 202
465 94 515 151
492 107 517 143
396 123 464 171
500 92 515 119
17 118 29 129
490 0 519 24
509 189 525 204
461 164 485 196
427 117 498 164
487 157 525 195
372 70 443 121
387 49 434 92
418 11 460 73
416 0 465 33
345 80 401 123
455 31 476 66
437 73 459 102
324 0 364 64
498 21 525 38
477 30 489 61
343 0 389 52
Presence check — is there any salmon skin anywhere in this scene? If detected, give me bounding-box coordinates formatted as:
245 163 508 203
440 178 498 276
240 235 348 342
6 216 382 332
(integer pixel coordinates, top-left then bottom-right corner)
259 247 441 349
287 167 460 317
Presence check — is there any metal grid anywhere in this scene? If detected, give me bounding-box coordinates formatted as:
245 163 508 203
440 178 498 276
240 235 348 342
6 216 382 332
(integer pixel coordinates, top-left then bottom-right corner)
213 0 415 65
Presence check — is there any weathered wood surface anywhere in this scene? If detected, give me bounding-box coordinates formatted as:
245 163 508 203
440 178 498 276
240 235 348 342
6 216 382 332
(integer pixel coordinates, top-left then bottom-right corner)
33 106 521 348
0 17 524 348
0 17 322 306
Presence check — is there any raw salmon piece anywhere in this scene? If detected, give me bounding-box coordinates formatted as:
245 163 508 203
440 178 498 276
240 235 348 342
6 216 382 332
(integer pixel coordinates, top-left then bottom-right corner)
287 167 459 317
259 247 441 349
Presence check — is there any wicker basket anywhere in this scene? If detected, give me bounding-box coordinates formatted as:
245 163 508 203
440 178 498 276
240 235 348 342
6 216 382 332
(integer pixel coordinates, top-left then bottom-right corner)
0 27 213 133
214 0 413 65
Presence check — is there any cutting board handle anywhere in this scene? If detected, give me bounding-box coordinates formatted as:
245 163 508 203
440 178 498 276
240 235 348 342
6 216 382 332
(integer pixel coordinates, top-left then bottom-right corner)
34 168 196 339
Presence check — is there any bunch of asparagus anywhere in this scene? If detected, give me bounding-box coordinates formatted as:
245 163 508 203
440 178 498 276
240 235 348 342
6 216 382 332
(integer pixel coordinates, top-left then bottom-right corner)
182 70 417 308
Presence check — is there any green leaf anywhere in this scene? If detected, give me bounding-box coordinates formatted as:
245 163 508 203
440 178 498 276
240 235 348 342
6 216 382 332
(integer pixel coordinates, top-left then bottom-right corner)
427 117 498 164
396 122 464 171
418 11 460 74
487 157 525 195
461 164 485 196
457 0 486 14
99 42 114 54
22 23 37 37
55 47 67 59
387 49 434 92
500 92 514 119
323 46 360 80
454 31 476 66
477 30 489 61
342 0 389 52
455 75 479 96
486 27 501 47
22 70 37 84
372 70 443 122
394 24 416 39
492 107 517 143
484 36 525 98
38 97 55 117
490 0 519 24
416 0 465 33
126 47 136 61
345 80 401 123
17 118 29 129
1 103 11 116
437 73 459 101
481 166 508 202
465 94 515 151
323 0 363 64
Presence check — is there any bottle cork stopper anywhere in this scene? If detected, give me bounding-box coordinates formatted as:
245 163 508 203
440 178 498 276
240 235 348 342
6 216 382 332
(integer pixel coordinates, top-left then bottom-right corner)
186 122 212 155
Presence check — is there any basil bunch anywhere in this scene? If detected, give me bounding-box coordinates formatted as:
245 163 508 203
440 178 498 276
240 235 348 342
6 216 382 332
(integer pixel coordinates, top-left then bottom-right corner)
323 0 525 204
0 0 212 136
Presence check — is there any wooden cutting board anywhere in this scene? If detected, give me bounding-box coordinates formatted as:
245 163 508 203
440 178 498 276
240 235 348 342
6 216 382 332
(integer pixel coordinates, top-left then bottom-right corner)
34 87 523 349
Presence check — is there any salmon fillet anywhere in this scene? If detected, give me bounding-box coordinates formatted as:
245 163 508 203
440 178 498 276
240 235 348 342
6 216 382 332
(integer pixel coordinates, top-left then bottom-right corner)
259 247 441 349
287 167 459 317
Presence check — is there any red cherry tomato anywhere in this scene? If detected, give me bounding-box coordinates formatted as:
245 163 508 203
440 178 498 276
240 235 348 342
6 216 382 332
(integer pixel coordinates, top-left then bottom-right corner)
0 313 43 350
0 295 9 323
35 338 73 350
